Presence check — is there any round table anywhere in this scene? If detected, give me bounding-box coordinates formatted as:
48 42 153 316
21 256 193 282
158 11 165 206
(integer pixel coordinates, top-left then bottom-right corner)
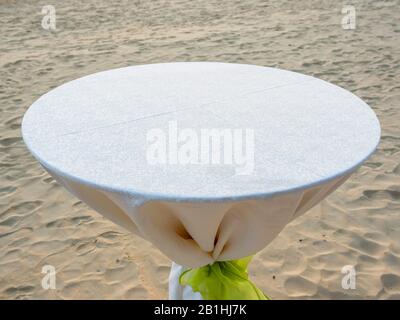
22 62 380 299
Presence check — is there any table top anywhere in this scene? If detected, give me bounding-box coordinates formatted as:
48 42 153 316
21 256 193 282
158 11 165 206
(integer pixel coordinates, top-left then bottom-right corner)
22 62 380 202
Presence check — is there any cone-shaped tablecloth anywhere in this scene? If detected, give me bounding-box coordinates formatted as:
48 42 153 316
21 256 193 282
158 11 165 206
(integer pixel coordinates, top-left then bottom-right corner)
22 62 380 299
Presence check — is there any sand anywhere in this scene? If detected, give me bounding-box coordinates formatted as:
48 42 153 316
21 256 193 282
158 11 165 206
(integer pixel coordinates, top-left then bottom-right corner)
0 0 399 299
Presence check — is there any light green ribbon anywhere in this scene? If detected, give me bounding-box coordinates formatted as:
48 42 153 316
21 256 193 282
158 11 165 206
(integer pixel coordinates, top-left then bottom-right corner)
179 256 269 300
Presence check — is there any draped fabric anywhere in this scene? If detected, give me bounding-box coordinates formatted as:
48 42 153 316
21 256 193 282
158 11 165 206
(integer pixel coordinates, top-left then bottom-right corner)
43 164 349 269
179 256 268 300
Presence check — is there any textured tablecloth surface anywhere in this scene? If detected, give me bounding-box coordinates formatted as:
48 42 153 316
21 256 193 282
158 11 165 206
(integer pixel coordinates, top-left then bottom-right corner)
22 62 380 201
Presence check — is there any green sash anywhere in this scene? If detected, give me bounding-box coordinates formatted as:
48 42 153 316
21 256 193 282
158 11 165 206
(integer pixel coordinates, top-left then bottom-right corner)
179 256 269 300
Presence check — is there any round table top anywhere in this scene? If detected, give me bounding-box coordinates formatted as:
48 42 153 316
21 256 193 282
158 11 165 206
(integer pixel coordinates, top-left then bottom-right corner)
22 62 380 202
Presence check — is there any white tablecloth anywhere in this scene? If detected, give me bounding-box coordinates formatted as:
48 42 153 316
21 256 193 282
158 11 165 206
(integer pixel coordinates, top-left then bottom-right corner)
22 62 380 298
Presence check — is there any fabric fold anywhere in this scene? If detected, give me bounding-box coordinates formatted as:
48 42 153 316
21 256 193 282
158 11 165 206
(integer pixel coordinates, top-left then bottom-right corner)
40 165 349 269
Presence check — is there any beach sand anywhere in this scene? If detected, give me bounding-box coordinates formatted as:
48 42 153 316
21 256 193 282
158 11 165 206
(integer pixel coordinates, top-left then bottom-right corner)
0 0 399 299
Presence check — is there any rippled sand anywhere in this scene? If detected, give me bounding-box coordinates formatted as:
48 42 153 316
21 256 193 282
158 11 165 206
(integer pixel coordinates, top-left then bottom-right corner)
0 0 399 299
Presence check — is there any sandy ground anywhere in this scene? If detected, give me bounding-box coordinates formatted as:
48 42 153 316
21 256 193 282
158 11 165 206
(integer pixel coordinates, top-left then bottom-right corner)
0 0 399 299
